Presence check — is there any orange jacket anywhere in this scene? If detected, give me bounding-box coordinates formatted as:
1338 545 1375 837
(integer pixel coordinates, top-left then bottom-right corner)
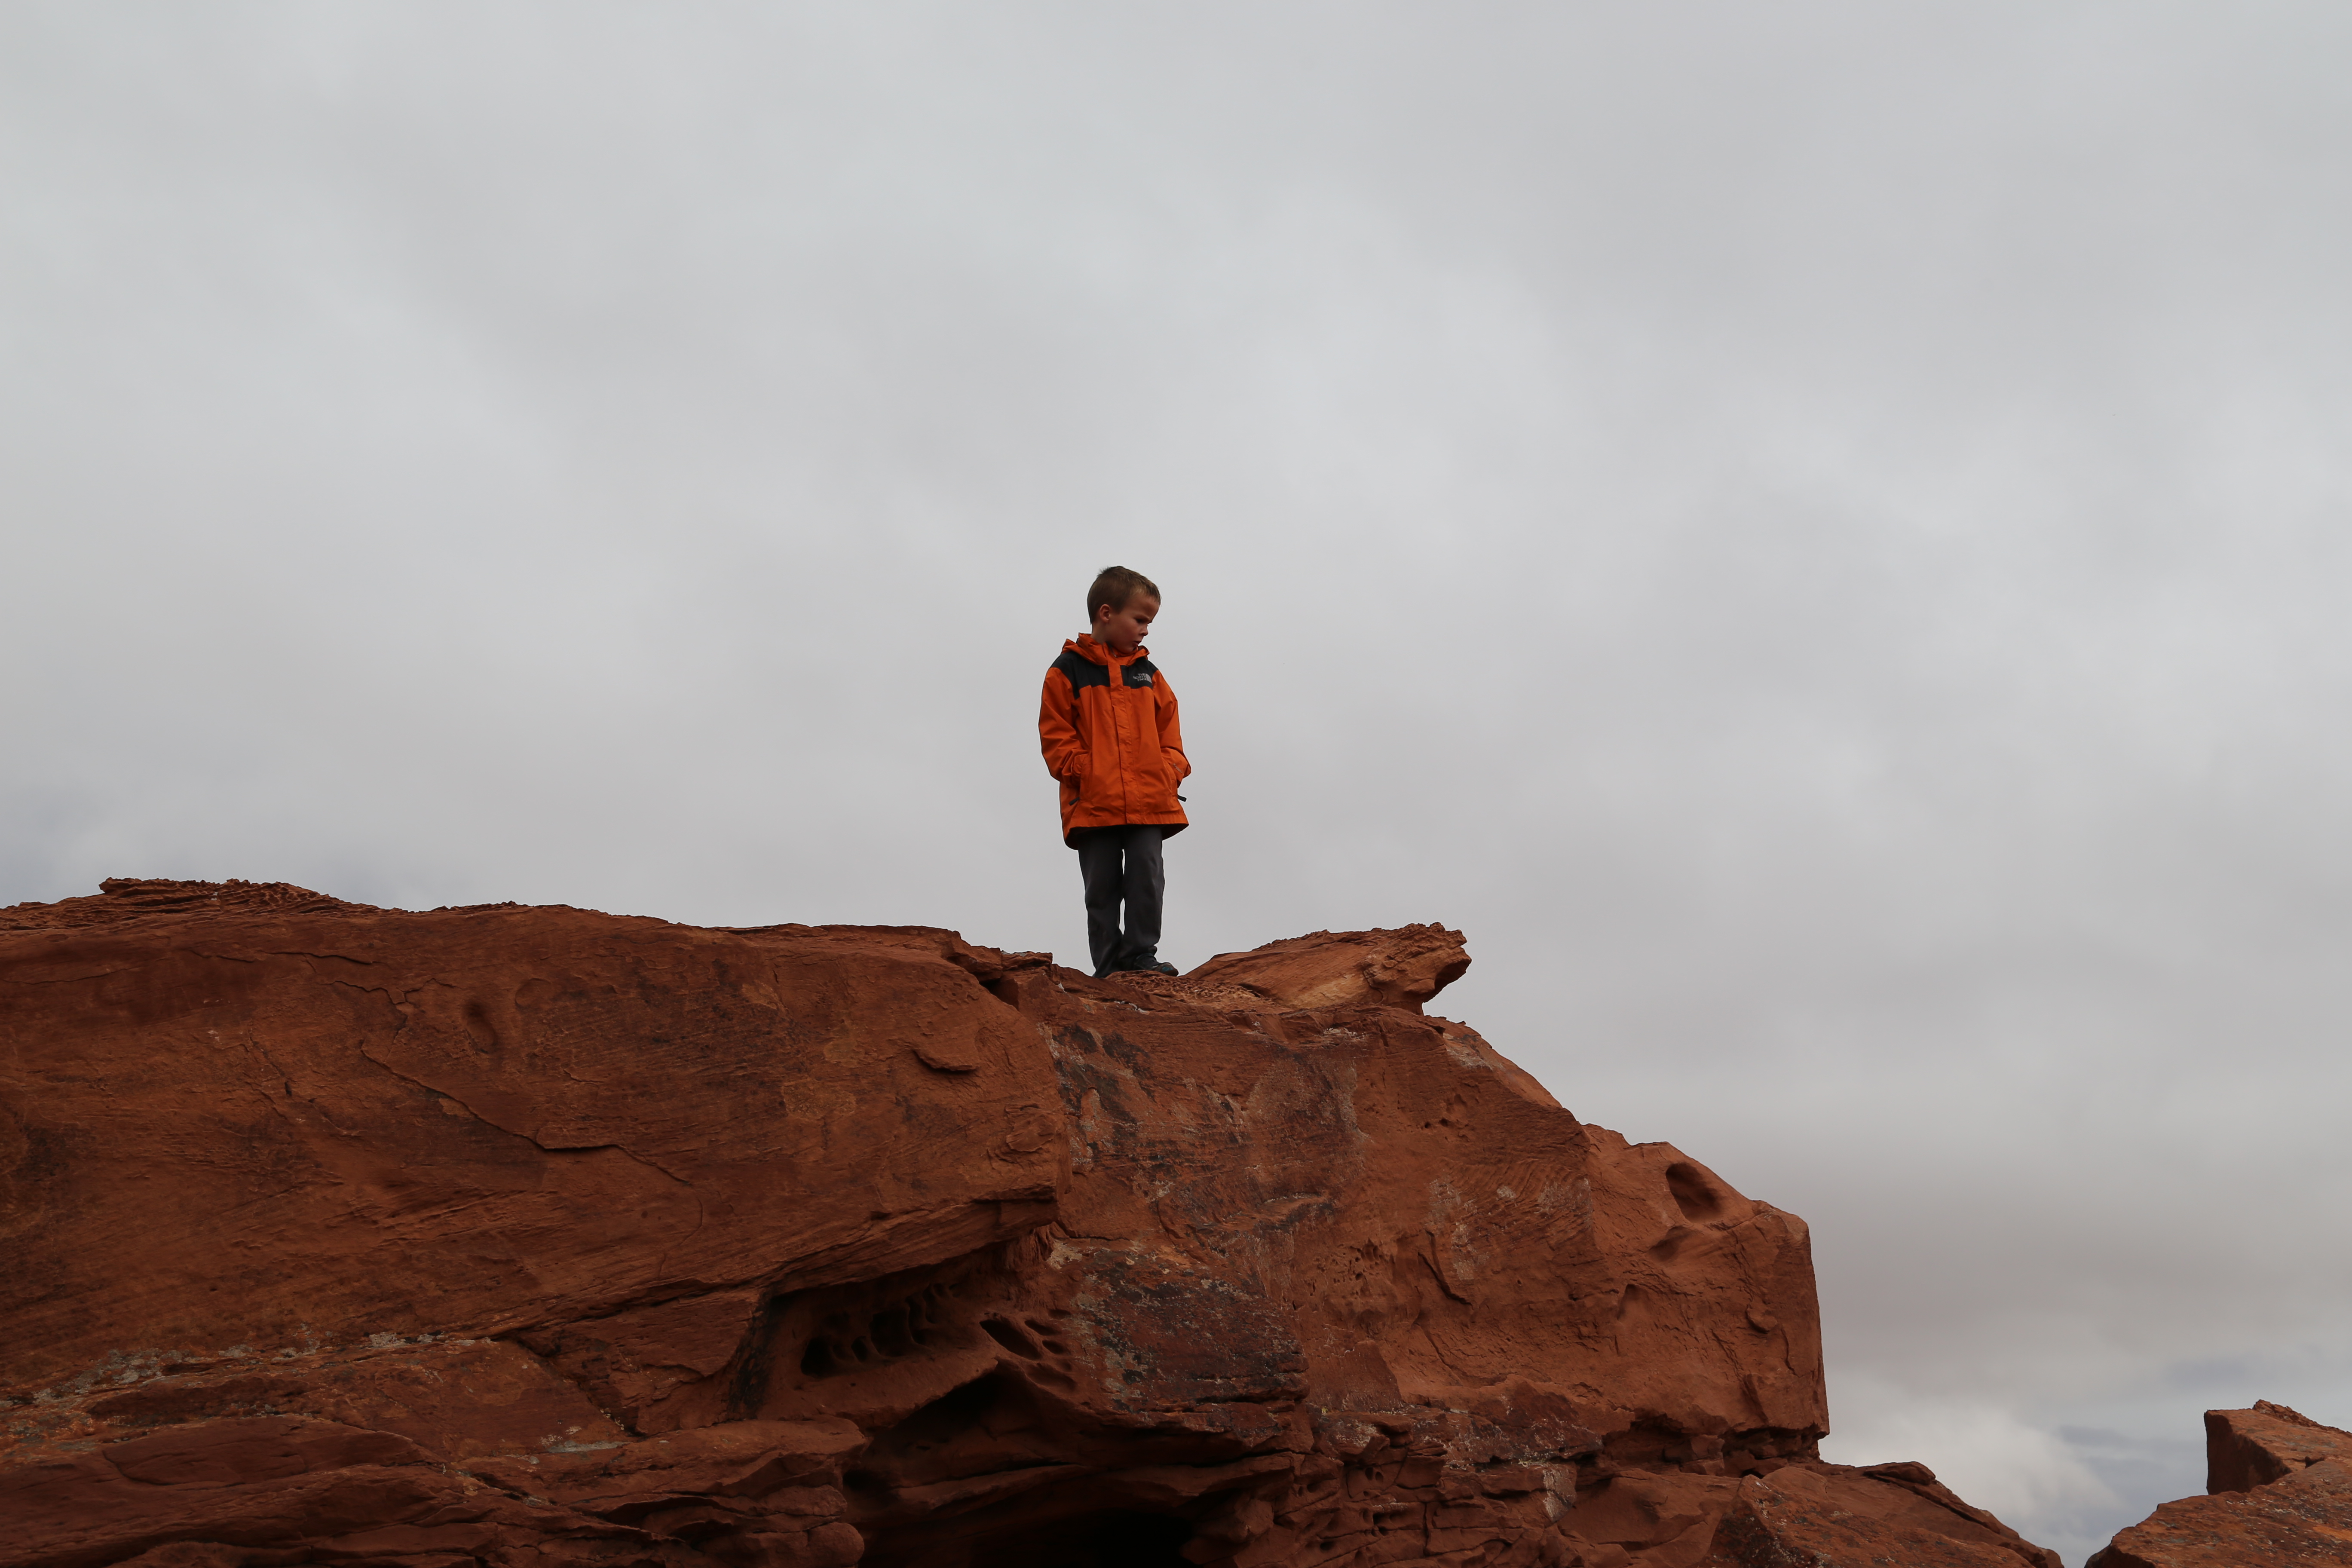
1038 635 1191 844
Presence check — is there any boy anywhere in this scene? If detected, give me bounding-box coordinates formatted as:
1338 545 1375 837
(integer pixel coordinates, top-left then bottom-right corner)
1038 565 1190 978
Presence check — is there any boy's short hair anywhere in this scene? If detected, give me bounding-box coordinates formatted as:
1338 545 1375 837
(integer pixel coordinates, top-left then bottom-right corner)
1087 565 1160 620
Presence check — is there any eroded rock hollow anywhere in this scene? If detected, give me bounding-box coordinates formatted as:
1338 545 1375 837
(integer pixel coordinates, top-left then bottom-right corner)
0 879 2059 1567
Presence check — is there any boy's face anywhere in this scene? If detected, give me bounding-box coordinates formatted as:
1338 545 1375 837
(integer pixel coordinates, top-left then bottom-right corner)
1093 594 1158 654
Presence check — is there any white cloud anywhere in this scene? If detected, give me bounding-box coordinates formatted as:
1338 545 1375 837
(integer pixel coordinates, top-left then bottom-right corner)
1822 1384 2119 1562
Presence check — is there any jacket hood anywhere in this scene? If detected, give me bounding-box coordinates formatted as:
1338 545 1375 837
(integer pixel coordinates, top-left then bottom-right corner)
1063 634 1147 665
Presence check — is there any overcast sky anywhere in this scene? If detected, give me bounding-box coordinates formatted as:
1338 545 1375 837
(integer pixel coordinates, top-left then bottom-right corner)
8 5 2352 1560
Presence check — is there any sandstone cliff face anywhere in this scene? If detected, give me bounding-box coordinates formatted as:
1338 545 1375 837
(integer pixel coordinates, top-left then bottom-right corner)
0 879 2058 1568
2088 1402 2352 1567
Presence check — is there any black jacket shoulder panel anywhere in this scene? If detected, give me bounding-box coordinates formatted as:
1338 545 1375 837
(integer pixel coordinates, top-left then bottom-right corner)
1053 649 1110 690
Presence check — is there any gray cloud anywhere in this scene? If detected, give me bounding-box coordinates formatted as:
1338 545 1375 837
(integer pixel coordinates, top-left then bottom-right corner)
8 4 2352 1559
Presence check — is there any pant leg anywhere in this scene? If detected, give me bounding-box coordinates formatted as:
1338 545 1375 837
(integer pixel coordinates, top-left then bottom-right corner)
1075 829 1127 976
1117 825 1166 966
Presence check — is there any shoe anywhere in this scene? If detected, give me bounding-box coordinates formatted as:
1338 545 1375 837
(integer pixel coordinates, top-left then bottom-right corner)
1132 959 1178 976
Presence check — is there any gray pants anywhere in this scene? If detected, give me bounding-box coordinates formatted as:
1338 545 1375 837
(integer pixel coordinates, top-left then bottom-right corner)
1074 824 1165 977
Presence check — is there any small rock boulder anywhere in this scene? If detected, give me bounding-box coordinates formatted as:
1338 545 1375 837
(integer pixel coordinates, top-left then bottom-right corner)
1182 922 1470 1012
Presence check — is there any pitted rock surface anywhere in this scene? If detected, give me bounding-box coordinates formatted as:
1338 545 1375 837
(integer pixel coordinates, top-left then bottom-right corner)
0 880 2059 1567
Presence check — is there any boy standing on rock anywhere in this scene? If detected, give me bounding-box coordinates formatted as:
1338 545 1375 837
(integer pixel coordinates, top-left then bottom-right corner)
1039 565 1190 978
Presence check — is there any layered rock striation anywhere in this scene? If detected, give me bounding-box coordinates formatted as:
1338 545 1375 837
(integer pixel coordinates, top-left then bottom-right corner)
0 879 2059 1567
2089 1402 2352 1567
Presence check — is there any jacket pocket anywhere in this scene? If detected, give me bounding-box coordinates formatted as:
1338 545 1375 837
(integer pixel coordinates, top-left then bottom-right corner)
1129 747 1179 814
1071 753 1113 815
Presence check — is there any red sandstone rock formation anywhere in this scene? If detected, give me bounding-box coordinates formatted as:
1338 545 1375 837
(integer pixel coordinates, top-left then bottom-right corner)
0 878 2060 1567
2088 1402 2352 1567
